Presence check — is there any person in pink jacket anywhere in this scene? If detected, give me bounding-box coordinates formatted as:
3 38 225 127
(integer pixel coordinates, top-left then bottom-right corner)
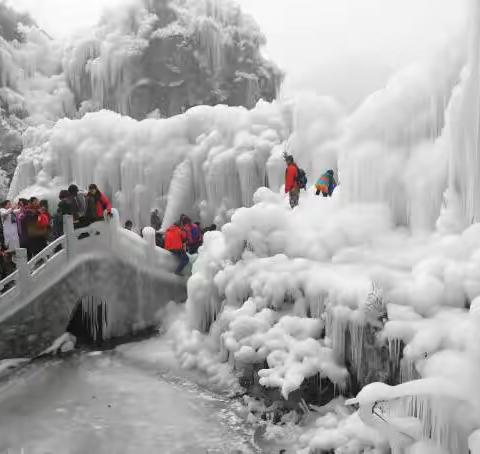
85 184 112 224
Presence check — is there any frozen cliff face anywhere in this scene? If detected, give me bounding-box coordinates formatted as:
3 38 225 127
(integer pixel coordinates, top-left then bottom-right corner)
8 101 297 228
0 3 76 188
0 3 32 185
0 109 23 181
5 0 472 238
63 0 283 119
0 3 35 42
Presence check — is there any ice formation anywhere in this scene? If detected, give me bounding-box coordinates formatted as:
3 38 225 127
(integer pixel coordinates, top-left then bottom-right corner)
0 25 75 125
1 0 281 191
0 5 76 187
8 102 291 228
170 1 480 449
62 0 282 119
8 23 468 232
4 0 480 451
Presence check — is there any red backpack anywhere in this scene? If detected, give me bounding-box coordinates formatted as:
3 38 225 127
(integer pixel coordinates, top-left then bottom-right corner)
37 212 50 229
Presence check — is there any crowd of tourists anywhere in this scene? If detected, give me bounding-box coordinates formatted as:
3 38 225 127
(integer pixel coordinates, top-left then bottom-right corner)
154 215 216 276
0 184 112 281
54 184 112 236
123 212 215 276
0 197 51 279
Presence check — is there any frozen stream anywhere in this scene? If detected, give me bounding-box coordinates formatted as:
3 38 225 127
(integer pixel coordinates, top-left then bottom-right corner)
0 344 258 454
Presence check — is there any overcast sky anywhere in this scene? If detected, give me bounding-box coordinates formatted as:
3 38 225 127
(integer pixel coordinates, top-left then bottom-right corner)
8 0 469 106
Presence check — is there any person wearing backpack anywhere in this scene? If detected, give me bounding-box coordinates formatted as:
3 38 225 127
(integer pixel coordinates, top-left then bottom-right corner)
296 167 308 191
284 154 300 208
24 197 50 258
180 215 202 254
164 222 189 275
315 170 337 197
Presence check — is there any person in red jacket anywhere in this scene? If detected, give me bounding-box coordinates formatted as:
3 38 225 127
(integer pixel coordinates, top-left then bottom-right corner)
180 214 203 254
86 184 112 224
164 222 189 275
285 154 299 208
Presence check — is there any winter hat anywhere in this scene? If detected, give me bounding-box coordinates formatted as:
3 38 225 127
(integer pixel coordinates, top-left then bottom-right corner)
68 184 79 194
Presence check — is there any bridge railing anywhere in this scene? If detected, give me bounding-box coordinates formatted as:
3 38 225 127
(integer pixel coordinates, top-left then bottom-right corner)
0 212 178 321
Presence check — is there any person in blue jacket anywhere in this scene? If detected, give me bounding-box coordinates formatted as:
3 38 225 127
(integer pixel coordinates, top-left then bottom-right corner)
315 170 337 197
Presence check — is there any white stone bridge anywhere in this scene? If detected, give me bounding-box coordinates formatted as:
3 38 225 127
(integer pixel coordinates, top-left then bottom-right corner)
0 211 187 359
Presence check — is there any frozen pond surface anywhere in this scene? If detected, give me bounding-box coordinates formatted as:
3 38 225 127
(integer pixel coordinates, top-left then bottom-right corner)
0 348 258 454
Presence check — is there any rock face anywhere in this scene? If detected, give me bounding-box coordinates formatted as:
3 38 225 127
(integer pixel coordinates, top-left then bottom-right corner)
64 0 283 119
0 4 37 194
0 109 23 181
0 0 282 194
0 3 35 42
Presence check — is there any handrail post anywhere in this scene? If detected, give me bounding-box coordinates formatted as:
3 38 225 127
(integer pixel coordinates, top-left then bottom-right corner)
142 227 156 267
14 248 30 296
106 208 120 252
63 215 76 261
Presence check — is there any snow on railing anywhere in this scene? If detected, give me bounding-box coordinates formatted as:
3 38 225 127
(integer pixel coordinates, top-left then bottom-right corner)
0 211 178 322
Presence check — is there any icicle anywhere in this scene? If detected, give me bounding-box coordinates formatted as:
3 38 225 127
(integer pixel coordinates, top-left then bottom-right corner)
326 305 351 363
265 146 285 192
445 0 480 224
161 159 195 229
348 313 366 380
0 39 17 87
307 294 325 319
80 295 110 342
400 357 420 383
408 395 469 453
195 17 224 74
356 384 471 454
236 151 262 207
388 337 403 366
64 38 101 96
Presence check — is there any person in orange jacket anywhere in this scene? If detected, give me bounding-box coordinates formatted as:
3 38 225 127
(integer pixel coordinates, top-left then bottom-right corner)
164 222 189 275
285 154 299 208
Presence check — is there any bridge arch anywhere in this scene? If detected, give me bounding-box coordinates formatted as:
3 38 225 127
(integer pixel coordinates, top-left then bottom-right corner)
0 213 187 359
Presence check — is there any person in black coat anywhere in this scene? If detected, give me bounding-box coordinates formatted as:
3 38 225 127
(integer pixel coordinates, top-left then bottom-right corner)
0 211 7 280
53 190 73 238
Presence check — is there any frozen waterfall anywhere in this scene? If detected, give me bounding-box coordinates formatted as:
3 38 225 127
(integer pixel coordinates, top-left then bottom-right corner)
8 2 473 232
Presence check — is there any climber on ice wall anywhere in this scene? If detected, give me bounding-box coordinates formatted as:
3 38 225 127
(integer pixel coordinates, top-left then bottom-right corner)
315 170 337 197
284 154 299 208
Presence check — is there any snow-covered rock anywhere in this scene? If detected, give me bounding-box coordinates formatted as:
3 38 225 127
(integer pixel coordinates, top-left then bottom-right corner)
63 0 282 119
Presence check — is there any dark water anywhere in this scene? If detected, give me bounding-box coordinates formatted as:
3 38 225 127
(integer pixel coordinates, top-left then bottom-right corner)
0 351 258 454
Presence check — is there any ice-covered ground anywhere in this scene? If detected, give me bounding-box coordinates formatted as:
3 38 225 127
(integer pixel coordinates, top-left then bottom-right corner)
0 346 258 454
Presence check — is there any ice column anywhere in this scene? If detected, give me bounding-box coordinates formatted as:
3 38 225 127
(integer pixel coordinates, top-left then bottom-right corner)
161 159 195 229
448 0 480 224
